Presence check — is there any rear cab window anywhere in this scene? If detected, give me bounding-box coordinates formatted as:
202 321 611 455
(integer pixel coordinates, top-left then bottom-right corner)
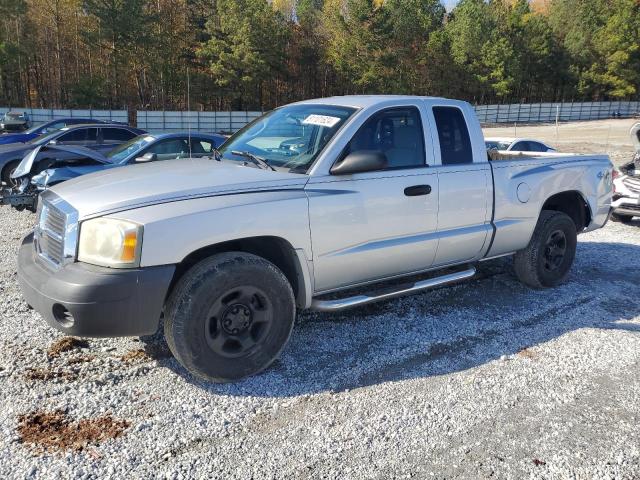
432 107 473 165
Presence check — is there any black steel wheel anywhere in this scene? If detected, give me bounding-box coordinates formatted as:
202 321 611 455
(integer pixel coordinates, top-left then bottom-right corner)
514 210 577 288
204 286 274 358
164 252 295 382
542 229 567 273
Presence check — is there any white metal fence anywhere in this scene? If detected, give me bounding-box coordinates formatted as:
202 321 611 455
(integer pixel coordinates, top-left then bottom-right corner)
2 101 638 133
0 107 128 126
474 101 639 124
136 110 263 133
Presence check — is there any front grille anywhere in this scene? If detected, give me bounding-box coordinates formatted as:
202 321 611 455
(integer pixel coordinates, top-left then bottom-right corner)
37 203 66 265
34 194 78 268
623 176 640 193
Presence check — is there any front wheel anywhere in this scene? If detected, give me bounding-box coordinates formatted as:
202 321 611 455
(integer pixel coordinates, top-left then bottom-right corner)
164 252 296 382
1 160 20 188
514 210 577 289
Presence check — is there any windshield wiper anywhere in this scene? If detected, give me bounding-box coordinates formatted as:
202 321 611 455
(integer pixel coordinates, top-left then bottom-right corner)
231 150 276 171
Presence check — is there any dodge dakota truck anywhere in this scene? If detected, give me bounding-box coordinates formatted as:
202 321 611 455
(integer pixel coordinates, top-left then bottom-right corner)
17 96 613 382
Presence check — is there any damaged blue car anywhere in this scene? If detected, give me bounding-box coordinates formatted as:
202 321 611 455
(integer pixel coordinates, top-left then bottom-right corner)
1 132 226 211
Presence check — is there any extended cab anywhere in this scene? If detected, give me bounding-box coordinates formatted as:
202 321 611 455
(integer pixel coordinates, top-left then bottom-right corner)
17 96 613 381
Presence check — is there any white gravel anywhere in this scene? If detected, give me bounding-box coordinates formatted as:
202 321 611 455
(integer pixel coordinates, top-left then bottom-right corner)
1 205 639 479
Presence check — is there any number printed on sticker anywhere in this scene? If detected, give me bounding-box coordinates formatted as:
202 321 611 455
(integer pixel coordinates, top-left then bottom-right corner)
302 114 341 128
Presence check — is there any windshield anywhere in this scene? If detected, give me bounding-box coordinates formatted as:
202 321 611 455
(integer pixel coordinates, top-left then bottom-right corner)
218 104 357 173
485 140 512 150
4 112 26 121
106 135 155 163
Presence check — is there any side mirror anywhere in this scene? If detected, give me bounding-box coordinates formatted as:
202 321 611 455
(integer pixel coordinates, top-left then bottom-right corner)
330 150 387 175
135 152 157 163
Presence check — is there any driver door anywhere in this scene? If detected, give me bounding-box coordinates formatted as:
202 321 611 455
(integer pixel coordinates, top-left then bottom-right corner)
306 105 439 293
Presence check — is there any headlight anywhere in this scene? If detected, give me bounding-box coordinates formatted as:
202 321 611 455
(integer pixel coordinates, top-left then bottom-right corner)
78 218 143 268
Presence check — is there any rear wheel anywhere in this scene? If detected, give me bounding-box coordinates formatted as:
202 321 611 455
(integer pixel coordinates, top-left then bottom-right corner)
514 210 577 289
164 252 296 382
1 160 20 188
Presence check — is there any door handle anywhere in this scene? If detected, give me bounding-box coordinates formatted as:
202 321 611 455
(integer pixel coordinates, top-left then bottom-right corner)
404 185 432 196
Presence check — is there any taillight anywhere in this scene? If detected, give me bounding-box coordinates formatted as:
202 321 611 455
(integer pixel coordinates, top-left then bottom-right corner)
612 169 620 180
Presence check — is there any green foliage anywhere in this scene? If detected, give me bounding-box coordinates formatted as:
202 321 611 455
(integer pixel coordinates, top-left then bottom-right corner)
198 0 289 108
0 0 639 109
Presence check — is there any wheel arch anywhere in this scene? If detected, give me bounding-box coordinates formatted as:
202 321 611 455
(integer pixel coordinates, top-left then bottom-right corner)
166 236 312 309
540 190 592 232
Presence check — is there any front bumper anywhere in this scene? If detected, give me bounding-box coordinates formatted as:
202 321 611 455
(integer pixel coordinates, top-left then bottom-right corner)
18 233 175 337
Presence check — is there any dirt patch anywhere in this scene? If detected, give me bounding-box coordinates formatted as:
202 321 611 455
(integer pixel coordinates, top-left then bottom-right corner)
47 337 89 358
24 368 77 382
17 410 130 452
517 348 537 359
121 348 149 363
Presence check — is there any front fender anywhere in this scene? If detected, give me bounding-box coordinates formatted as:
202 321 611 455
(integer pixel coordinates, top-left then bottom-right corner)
106 190 313 269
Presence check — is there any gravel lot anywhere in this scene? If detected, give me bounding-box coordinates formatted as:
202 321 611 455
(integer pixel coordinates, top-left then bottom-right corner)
1 121 640 479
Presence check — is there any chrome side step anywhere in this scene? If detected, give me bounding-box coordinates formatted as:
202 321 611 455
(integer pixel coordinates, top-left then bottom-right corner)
310 267 476 312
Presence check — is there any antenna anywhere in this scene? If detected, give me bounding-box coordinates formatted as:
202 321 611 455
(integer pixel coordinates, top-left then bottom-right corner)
187 66 192 160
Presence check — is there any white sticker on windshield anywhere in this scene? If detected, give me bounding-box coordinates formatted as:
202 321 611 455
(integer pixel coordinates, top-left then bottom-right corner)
302 114 341 128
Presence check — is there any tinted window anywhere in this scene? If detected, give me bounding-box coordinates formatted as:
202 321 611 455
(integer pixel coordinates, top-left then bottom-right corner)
191 138 214 154
147 138 190 155
345 107 425 169
58 128 97 143
102 128 136 141
510 141 527 151
528 142 548 152
433 107 472 165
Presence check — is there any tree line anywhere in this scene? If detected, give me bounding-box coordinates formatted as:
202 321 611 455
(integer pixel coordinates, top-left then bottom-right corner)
0 0 638 111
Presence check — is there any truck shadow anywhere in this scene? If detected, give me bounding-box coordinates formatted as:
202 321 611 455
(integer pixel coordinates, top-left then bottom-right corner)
155 240 640 397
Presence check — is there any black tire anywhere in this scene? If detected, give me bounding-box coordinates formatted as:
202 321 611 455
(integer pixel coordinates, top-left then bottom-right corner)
513 210 577 289
164 252 296 382
1 160 20 188
610 212 634 223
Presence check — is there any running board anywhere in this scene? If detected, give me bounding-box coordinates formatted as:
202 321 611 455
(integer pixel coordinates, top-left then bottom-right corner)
310 267 477 312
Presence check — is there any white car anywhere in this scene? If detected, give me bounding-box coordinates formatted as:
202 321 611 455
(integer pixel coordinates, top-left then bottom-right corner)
611 123 640 222
485 137 556 153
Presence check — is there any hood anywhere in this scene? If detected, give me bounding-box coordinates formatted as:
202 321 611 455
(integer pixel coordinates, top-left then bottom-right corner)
631 122 640 152
0 142 30 158
51 158 309 218
0 133 31 145
12 144 108 179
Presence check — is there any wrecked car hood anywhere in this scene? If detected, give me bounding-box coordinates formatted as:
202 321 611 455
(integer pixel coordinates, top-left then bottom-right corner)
12 144 109 178
51 158 309 218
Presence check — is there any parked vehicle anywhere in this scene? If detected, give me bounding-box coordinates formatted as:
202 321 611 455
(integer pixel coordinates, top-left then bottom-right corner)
485 137 556 153
1 111 31 132
2 133 226 211
0 118 121 146
17 96 612 382
0 124 145 187
610 122 640 222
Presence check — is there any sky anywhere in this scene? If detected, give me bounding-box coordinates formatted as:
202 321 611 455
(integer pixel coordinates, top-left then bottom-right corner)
442 0 459 11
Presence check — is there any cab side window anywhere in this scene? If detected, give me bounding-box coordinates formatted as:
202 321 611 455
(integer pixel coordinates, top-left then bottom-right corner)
345 107 426 169
433 107 472 165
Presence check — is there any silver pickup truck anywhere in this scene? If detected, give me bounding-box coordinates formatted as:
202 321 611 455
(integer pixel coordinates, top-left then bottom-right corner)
17 96 613 382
